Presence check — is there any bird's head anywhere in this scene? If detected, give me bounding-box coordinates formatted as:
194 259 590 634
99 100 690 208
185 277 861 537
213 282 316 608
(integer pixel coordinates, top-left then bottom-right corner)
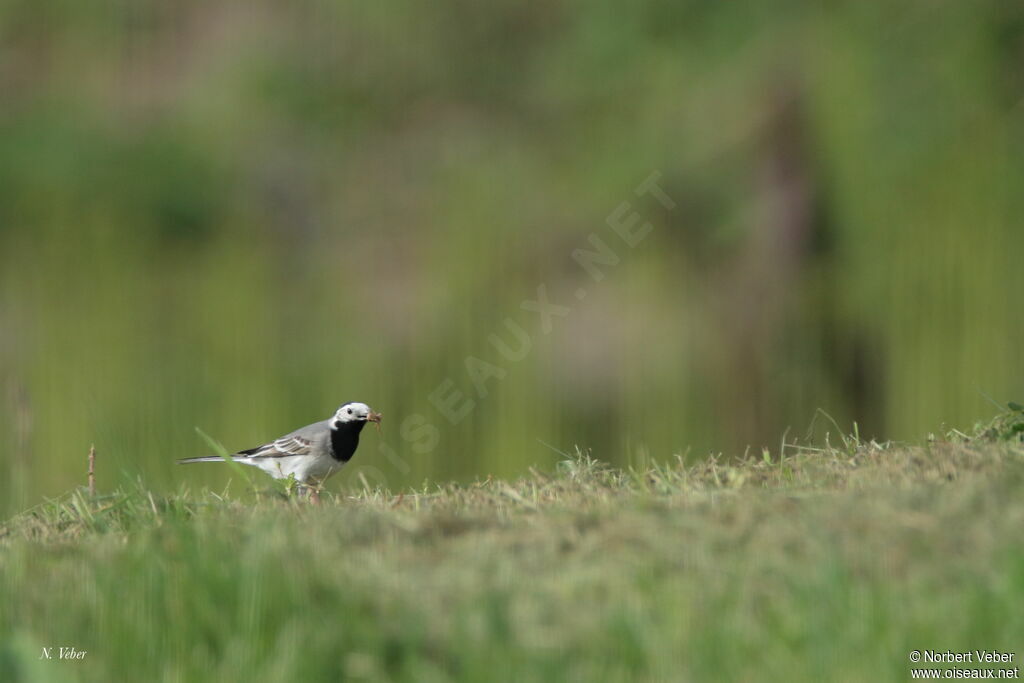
332 402 382 427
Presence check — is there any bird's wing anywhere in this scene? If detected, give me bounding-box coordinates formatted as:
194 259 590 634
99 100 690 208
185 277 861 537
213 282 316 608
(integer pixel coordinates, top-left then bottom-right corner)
236 435 316 459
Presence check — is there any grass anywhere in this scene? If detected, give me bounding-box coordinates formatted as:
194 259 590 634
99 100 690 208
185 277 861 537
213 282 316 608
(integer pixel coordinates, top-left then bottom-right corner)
2 412 1024 682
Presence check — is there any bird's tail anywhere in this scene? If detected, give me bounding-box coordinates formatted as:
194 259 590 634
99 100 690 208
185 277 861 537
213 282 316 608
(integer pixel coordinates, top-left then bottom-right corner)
178 456 241 464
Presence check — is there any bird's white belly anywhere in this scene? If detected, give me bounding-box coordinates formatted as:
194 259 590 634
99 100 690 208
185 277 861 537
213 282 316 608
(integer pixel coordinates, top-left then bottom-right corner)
248 455 344 484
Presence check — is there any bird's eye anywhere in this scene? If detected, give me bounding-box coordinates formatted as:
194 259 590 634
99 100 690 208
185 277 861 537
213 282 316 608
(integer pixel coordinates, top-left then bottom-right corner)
347 408 353 415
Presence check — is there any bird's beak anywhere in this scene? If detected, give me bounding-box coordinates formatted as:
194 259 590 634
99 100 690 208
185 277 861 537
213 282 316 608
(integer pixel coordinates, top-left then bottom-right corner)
366 411 383 423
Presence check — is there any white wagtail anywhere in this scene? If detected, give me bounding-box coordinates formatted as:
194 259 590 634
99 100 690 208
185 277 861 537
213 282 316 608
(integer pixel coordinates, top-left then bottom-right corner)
178 402 382 490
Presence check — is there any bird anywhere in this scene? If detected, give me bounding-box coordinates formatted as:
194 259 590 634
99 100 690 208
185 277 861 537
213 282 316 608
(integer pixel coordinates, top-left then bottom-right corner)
178 402 382 497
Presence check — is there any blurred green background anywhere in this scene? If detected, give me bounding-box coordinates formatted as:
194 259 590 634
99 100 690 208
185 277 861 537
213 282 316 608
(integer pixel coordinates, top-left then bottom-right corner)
2 1 1022 516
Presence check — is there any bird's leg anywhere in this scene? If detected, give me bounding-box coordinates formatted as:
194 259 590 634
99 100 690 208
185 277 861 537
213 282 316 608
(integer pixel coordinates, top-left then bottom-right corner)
292 482 315 503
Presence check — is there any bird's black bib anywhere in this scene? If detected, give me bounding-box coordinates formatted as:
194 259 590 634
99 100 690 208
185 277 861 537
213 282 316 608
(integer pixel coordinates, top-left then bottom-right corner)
329 420 365 462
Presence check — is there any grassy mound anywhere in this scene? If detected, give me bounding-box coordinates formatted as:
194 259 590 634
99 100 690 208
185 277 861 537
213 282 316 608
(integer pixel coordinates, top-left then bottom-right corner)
2 415 1023 682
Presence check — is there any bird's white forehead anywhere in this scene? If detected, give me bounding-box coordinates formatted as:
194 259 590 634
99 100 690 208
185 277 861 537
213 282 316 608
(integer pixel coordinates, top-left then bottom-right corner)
337 402 371 414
